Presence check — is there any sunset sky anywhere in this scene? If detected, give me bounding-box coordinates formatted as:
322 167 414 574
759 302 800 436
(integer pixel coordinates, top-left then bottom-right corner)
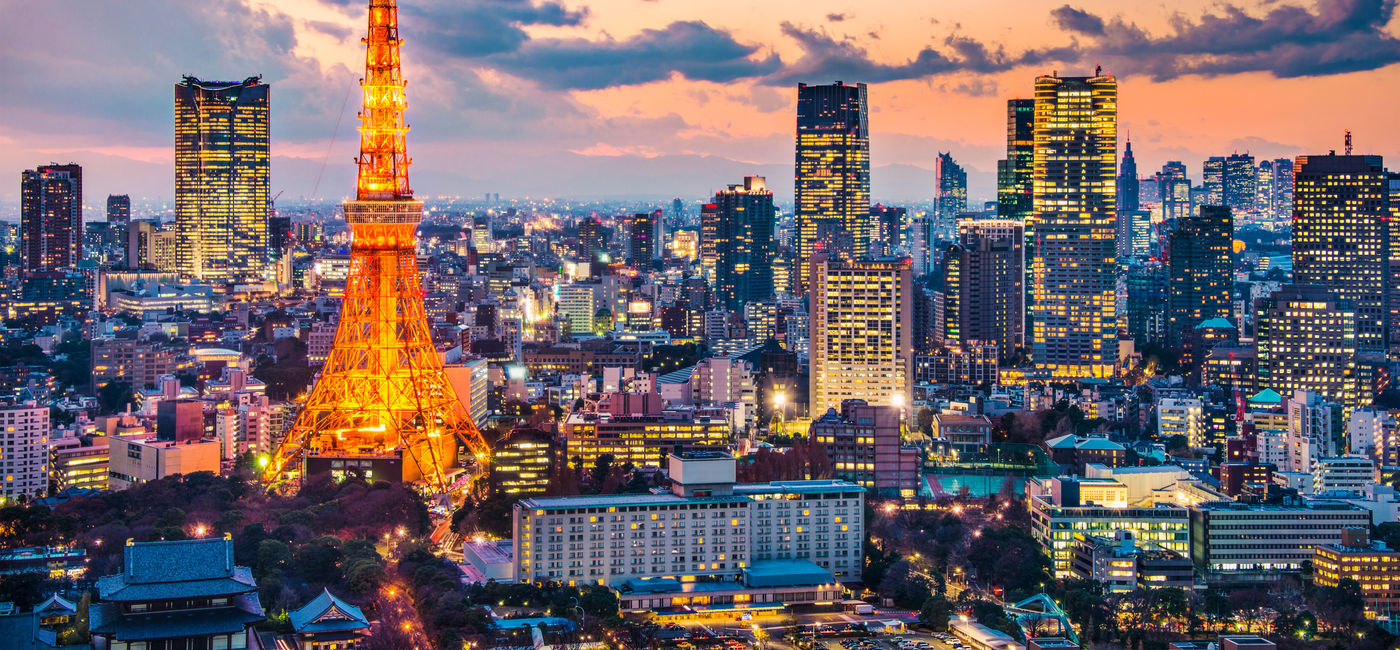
4 0 1399 211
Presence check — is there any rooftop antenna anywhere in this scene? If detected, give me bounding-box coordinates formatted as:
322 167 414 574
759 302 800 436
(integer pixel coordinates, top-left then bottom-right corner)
1344 130 1353 155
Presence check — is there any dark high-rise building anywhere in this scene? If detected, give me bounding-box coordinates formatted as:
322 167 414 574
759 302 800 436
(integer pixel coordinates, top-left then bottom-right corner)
628 210 660 266
1167 206 1234 346
795 82 869 295
1389 173 1400 347
703 176 775 309
1031 71 1118 379
996 99 1035 222
1159 161 1192 221
936 152 968 231
1125 260 1167 346
872 204 908 255
174 75 270 285
1293 153 1389 350
577 216 604 262
106 194 131 226
20 163 82 271
1203 154 1256 212
1256 284 1361 407
944 219 1025 351
1118 139 1140 213
267 215 292 255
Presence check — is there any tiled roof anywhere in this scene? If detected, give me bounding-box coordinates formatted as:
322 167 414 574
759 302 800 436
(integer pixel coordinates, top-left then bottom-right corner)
90 592 264 640
98 537 257 601
289 589 370 634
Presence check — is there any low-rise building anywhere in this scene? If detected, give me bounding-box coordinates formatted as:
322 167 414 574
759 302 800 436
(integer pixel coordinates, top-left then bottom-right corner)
930 413 992 456
1030 486 1190 578
286 588 371 650
810 399 919 497
1312 528 1400 620
107 437 222 490
1189 497 1371 581
560 396 730 468
513 452 863 611
1069 531 1193 593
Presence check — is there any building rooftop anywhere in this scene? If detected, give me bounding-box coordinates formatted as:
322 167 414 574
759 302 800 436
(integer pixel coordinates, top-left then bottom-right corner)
288 589 370 634
743 560 835 588
97 537 257 602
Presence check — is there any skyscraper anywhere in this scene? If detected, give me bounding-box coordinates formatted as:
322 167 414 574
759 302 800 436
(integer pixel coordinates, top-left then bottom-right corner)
106 194 131 226
1125 260 1167 346
19 163 82 271
936 152 968 232
795 82 869 296
1118 138 1139 213
809 254 912 416
1167 206 1234 346
577 216 604 263
871 204 907 255
1159 161 1192 221
628 210 660 267
703 176 775 309
1257 158 1294 222
1255 284 1360 407
1030 71 1118 379
944 219 1025 352
174 75 270 285
996 99 1035 222
1292 153 1389 350
1203 154 1256 211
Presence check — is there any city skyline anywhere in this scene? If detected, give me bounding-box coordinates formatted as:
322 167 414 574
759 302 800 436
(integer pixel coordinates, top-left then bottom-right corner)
5 0 1400 210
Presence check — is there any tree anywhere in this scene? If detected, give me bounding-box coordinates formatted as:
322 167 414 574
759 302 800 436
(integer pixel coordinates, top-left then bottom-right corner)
97 380 136 414
918 595 954 630
590 454 615 488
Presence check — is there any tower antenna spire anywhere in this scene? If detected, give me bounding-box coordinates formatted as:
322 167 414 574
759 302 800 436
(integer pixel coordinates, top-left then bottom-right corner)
264 0 488 492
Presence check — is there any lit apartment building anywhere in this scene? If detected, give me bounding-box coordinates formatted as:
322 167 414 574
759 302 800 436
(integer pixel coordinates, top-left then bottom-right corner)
1030 480 1190 578
1255 285 1361 408
1188 498 1371 580
49 435 109 492
1311 456 1375 495
90 335 177 392
1292 154 1390 350
944 219 1024 351
794 82 869 296
1030 72 1118 379
560 393 730 468
1158 397 1206 448
0 401 50 504
1313 529 1400 619
810 399 920 497
809 255 913 416
491 427 558 497
513 453 862 609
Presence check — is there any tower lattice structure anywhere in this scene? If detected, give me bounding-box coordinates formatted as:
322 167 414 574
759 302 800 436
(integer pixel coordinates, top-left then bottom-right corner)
264 0 488 490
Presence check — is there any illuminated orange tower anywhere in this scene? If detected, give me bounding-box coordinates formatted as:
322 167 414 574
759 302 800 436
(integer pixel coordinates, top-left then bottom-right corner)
264 0 488 490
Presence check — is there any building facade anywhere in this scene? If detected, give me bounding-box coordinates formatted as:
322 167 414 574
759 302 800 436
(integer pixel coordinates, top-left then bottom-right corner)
1167 206 1234 347
20 163 82 272
1031 73 1118 379
945 219 1025 352
1255 285 1361 407
809 255 913 417
0 401 49 504
174 75 271 285
809 399 918 497
794 82 869 295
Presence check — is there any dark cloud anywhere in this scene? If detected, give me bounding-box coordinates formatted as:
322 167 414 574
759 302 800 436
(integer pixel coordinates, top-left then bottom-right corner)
402 0 587 58
827 12 850 22
1051 0 1400 79
485 21 781 90
766 23 1077 85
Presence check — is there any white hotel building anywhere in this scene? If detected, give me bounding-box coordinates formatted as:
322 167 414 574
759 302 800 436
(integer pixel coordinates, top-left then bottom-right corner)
512 453 863 612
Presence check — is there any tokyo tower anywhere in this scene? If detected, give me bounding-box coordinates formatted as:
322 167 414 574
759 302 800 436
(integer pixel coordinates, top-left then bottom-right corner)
264 0 488 490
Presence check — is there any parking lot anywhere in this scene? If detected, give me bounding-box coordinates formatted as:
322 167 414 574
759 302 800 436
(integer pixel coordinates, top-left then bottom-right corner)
813 632 960 650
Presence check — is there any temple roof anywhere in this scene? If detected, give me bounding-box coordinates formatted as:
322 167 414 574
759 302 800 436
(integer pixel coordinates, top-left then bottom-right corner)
289 588 371 634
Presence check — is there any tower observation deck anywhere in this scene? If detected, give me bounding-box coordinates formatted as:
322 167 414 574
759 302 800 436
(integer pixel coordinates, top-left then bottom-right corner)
263 0 489 491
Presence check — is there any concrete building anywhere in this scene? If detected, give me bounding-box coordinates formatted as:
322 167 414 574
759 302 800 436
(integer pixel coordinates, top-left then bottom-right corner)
809 255 913 417
1069 530 1194 593
1255 285 1362 408
491 427 558 498
1313 528 1400 619
1158 397 1207 449
90 335 177 391
1311 456 1375 495
1285 390 1345 474
809 399 920 497
0 401 49 504
1188 498 1371 581
560 394 730 468
943 219 1024 351
513 453 862 609
929 413 992 457
107 437 222 490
